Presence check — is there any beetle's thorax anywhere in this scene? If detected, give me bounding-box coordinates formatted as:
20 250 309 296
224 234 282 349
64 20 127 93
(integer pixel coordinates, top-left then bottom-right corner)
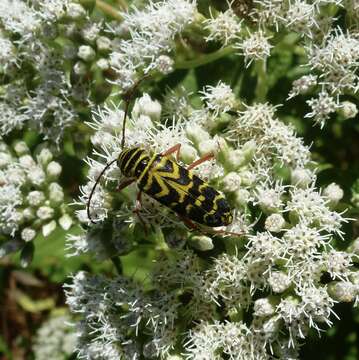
117 147 151 178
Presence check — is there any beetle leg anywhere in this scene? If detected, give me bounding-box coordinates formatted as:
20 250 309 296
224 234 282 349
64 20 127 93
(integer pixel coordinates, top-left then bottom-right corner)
208 229 244 238
161 143 181 161
179 215 243 238
187 152 215 170
178 215 199 232
116 177 135 192
133 191 148 234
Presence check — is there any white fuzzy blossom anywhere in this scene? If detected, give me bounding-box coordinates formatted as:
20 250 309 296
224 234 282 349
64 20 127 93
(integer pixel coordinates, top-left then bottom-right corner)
0 142 72 262
33 314 76 360
109 0 197 89
204 6 242 45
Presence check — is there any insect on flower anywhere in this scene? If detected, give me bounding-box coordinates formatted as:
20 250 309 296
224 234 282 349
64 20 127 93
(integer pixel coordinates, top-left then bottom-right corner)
87 80 240 236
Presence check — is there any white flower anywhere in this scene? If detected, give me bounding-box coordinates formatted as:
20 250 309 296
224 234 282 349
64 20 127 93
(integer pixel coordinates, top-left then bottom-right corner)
236 30 272 66
268 271 291 293
254 298 276 317
306 91 338 127
291 167 315 188
132 93 162 122
77 45 96 62
338 101 358 119
204 7 242 45
265 213 286 232
288 75 318 99
200 82 236 115
323 182 344 206
47 161 62 178
21 228 36 242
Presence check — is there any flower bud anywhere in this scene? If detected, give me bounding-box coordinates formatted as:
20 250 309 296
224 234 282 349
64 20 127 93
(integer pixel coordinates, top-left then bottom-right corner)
74 61 88 75
186 124 210 145
198 139 217 156
37 206 55 220
328 281 356 302
21 228 36 242
239 170 255 186
155 55 174 74
0 152 12 169
66 3 86 20
323 182 343 206
13 141 29 156
23 208 35 221
37 148 53 166
291 168 313 188
96 58 109 70
180 144 197 164
132 94 162 122
242 140 256 162
49 182 64 203
19 155 36 168
189 235 214 251
77 45 96 62
265 213 285 233
42 220 57 237
268 271 291 293
338 101 358 120
59 214 73 230
227 149 246 170
254 298 276 317
47 161 62 178
27 191 46 207
27 166 46 186
96 36 112 52
234 189 250 207
222 172 242 192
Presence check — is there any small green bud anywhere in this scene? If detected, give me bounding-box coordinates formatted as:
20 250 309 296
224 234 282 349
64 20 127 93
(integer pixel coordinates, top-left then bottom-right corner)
328 281 356 302
78 45 96 62
42 220 57 237
37 148 53 166
190 235 214 251
13 141 29 156
338 101 358 120
180 144 197 164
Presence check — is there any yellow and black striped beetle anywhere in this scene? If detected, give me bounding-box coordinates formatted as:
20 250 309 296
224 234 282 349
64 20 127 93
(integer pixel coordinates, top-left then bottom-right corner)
87 84 237 235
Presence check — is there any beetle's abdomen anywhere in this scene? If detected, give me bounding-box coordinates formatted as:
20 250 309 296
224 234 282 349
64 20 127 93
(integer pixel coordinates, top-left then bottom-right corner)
138 154 233 227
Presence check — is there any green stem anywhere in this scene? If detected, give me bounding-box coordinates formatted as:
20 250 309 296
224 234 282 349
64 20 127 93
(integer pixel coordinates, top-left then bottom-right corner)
254 59 268 102
175 46 235 69
111 256 123 274
96 0 123 21
116 0 128 11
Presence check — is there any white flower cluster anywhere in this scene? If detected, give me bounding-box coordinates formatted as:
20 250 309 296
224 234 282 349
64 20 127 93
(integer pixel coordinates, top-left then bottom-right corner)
108 0 196 89
202 1 358 126
32 313 76 360
0 140 72 266
66 78 358 359
65 271 181 359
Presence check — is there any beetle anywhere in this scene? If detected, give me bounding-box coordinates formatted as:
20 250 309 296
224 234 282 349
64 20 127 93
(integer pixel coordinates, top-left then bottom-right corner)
87 83 238 235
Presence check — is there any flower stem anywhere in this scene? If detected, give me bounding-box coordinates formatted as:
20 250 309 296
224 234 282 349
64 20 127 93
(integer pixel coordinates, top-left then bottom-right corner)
175 46 235 69
116 0 128 11
96 0 123 21
254 59 268 102
111 256 123 274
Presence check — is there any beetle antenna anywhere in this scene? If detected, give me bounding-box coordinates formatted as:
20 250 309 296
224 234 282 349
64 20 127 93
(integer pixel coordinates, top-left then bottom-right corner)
87 158 118 224
120 74 150 149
